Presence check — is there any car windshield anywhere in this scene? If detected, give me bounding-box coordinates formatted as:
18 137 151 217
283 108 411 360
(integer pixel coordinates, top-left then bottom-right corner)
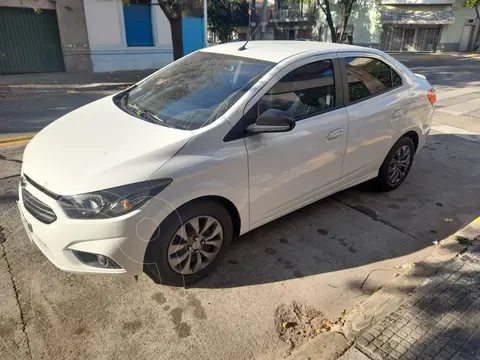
120 52 274 130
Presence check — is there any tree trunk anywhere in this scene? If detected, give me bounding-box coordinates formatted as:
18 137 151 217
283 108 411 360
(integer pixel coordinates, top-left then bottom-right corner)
339 7 347 43
475 3 480 19
170 17 184 60
325 13 337 43
338 3 353 43
322 0 337 43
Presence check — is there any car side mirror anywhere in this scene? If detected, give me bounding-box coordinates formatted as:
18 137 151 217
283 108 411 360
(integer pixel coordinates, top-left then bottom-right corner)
246 109 295 134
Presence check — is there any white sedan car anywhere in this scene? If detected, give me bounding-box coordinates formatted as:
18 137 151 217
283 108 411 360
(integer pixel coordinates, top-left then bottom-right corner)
18 41 435 285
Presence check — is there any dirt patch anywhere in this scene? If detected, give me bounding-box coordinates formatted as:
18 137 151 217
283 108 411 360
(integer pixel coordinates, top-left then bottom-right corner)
274 301 330 354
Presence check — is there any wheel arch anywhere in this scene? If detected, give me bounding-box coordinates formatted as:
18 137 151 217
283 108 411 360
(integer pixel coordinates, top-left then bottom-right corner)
402 130 420 151
175 195 242 237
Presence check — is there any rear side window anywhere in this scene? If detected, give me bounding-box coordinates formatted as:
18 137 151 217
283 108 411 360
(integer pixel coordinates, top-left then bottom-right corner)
258 60 335 120
344 57 402 103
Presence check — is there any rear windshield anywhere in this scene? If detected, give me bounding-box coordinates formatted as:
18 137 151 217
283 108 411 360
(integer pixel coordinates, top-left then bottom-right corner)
120 52 274 130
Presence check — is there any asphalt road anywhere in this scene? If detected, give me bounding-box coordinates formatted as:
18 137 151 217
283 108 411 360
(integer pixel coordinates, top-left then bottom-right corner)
1 57 480 360
1 56 479 136
393 55 480 88
0 92 111 136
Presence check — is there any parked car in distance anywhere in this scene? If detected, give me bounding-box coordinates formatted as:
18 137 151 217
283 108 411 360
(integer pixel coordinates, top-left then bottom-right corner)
18 41 435 286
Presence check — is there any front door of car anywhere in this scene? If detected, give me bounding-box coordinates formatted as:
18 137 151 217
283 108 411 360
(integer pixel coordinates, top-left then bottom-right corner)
243 56 348 228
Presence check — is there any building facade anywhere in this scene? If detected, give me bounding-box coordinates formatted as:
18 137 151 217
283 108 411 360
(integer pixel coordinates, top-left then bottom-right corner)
83 0 206 72
235 0 479 52
0 0 207 74
320 0 480 52
0 0 92 74
83 0 172 72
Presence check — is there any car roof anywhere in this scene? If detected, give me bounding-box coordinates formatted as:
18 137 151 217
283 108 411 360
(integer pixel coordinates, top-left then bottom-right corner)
200 41 377 63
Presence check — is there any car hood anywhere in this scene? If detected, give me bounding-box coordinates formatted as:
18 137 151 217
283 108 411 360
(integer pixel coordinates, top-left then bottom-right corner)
22 96 193 195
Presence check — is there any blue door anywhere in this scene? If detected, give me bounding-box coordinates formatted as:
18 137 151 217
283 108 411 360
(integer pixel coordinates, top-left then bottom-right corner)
123 4 154 46
182 17 205 55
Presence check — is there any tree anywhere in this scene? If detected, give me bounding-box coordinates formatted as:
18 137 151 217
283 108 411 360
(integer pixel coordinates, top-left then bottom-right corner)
207 0 249 42
123 0 204 60
465 0 480 19
286 0 358 43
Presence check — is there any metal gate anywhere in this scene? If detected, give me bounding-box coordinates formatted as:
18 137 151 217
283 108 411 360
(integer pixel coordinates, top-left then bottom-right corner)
380 25 441 52
0 7 64 74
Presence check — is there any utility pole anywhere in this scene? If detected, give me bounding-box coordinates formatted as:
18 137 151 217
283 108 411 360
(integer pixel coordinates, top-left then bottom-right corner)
203 0 208 46
247 0 252 39
260 0 269 39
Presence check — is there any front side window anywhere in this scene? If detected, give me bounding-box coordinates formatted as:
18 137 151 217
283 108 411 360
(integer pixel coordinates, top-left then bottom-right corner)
121 52 274 130
345 57 402 103
257 60 335 120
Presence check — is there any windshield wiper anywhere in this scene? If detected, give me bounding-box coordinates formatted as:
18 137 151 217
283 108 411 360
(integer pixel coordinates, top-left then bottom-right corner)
120 85 136 109
129 104 173 128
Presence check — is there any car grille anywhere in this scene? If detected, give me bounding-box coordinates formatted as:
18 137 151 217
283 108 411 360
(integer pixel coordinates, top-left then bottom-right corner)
22 188 57 224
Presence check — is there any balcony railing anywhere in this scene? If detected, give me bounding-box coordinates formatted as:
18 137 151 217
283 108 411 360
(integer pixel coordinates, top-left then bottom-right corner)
273 8 315 22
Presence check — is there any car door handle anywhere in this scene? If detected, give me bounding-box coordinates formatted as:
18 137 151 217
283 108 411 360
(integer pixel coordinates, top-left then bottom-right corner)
392 109 404 120
327 128 344 141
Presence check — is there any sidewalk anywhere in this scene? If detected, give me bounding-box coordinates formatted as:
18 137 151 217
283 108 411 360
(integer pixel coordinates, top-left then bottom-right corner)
0 69 156 95
338 222 480 360
284 218 480 360
389 52 480 60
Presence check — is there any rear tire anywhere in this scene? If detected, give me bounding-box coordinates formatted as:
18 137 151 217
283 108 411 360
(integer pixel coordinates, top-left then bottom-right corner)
143 200 232 286
375 137 415 192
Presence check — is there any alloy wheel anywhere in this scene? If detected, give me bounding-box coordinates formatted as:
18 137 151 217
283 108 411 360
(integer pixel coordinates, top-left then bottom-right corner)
167 216 224 275
388 145 411 184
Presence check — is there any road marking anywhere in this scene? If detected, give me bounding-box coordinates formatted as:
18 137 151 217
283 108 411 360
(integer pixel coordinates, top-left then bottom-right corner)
0 134 35 144
436 97 480 116
0 134 36 148
431 123 480 144
0 139 32 148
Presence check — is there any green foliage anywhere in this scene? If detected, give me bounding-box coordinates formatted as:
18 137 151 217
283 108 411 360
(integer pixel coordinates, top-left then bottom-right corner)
465 0 479 8
465 0 480 19
456 236 474 246
208 0 248 41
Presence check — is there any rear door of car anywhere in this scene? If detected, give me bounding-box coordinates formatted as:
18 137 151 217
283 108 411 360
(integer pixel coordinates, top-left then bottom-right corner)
336 52 412 188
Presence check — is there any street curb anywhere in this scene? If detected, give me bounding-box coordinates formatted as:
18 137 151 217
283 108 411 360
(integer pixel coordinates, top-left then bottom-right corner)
339 216 480 348
285 331 352 360
283 216 480 360
0 83 134 97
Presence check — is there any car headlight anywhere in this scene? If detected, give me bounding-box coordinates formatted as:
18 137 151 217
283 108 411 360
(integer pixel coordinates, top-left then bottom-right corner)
58 179 172 219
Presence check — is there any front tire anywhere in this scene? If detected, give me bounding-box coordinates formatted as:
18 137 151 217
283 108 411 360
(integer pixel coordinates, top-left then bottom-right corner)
143 200 233 286
375 137 415 192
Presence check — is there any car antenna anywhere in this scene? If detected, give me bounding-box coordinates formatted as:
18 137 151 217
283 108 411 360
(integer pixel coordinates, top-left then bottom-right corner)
238 23 262 51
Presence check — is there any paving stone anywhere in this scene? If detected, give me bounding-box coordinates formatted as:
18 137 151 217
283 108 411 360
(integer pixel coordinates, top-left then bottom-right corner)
383 329 395 338
363 332 375 342
385 338 399 349
353 252 480 360
357 337 370 347
437 350 454 360
373 338 383 348
365 342 378 354
418 354 433 360
378 334 389 343
391 334 401 343
378 349 389 358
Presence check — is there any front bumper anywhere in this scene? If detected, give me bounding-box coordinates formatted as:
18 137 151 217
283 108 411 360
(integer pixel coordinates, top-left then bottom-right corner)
17 178 169 276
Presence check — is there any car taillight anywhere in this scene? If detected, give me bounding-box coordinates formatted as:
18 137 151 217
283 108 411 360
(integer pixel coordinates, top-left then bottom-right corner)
427 89 436 105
